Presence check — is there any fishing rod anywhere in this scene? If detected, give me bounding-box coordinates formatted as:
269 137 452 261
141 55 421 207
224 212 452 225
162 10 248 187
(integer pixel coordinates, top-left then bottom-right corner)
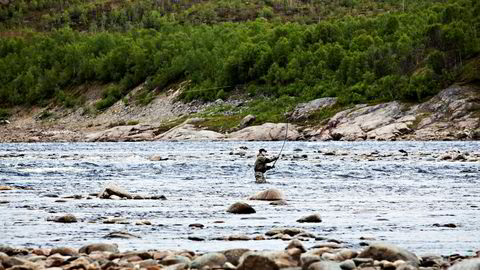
273 120 288 167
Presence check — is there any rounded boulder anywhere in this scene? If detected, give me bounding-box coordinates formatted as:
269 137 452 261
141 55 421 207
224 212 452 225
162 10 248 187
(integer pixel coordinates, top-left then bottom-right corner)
227 202 256 214
249 188 285 201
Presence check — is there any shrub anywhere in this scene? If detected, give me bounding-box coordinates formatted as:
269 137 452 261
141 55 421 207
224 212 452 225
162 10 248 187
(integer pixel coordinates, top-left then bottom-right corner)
0 108 9 120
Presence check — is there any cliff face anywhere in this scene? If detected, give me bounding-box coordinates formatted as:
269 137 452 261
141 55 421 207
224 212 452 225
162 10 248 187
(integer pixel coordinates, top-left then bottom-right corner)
0 84 479 142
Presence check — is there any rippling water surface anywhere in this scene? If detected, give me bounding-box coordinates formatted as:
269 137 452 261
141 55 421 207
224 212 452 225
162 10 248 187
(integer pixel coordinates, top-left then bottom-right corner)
0 141 479 255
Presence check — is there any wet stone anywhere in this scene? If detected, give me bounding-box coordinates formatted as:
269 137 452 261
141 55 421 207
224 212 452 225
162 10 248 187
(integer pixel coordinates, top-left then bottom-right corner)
188 236 205 241
222 249 250 266
49 247 79 256
103 231 140 239
297 213 322 223
79 243 119 254
226 202 256 214
191 252 227 269
47 214 77 223
161 255 191 266
188 223 204 229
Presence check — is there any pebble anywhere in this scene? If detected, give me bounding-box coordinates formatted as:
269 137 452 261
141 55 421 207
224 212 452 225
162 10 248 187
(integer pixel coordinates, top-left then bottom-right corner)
0 240 476 270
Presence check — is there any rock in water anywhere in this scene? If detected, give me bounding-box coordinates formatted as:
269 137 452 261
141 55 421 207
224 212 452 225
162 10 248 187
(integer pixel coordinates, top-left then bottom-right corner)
98 183 133 199
226 202 256 214
449 258 480 270
79 243 119 254
103 231 141 239
47 214 77 223
297 213 322 223
249 188 285 201
358 242 420 267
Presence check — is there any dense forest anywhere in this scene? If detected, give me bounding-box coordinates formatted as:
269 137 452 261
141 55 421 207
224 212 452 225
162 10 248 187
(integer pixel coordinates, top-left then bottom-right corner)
0 0 479 121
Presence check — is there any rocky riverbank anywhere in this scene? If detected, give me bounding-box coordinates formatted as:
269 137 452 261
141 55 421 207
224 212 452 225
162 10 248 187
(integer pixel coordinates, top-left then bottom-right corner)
1 240 479 270
0 84 479 143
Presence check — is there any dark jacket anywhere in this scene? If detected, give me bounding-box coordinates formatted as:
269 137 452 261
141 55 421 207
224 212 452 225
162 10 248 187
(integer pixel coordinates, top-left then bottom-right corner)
254 153 277 173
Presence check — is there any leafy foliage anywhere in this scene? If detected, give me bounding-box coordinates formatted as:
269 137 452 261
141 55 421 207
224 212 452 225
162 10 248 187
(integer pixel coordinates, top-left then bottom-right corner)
0 0 478 114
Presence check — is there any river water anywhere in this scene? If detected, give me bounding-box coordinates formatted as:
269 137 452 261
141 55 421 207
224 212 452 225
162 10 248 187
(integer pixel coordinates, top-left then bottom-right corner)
0 141 479 256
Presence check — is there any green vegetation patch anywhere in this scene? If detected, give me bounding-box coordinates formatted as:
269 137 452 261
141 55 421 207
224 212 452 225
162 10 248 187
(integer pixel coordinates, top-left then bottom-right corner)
0 0 479 121
300 104 348 126
0 108 9 120
193 115 245 133
459 56 480 84
245 95 297 124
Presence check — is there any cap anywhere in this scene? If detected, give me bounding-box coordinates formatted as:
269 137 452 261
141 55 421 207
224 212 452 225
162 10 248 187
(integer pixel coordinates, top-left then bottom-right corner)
259 148 267 153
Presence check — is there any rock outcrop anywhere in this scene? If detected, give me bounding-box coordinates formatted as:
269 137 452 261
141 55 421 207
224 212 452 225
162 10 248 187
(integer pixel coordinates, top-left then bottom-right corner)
313 85 480 141
155 119 224 141
86 124 156 142
228 123 302 141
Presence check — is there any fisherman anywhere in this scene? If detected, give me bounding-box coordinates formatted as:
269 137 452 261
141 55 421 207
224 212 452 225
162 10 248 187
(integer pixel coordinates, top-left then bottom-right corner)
254 148 278 184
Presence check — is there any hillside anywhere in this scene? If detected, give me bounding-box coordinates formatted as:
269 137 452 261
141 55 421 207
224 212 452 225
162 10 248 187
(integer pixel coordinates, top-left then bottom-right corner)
0 0 479 140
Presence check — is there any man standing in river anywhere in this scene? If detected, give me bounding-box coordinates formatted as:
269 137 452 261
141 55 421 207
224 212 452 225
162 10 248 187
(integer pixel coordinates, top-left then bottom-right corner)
254 148 278 183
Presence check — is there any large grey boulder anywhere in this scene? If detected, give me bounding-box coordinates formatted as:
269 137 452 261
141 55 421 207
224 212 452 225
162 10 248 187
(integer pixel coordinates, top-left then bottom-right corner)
228 123 302 141
155 123 224 141
357 242 420 266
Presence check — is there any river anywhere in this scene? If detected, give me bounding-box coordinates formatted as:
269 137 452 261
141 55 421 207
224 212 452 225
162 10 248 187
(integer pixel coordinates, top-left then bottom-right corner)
0 141 479 256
